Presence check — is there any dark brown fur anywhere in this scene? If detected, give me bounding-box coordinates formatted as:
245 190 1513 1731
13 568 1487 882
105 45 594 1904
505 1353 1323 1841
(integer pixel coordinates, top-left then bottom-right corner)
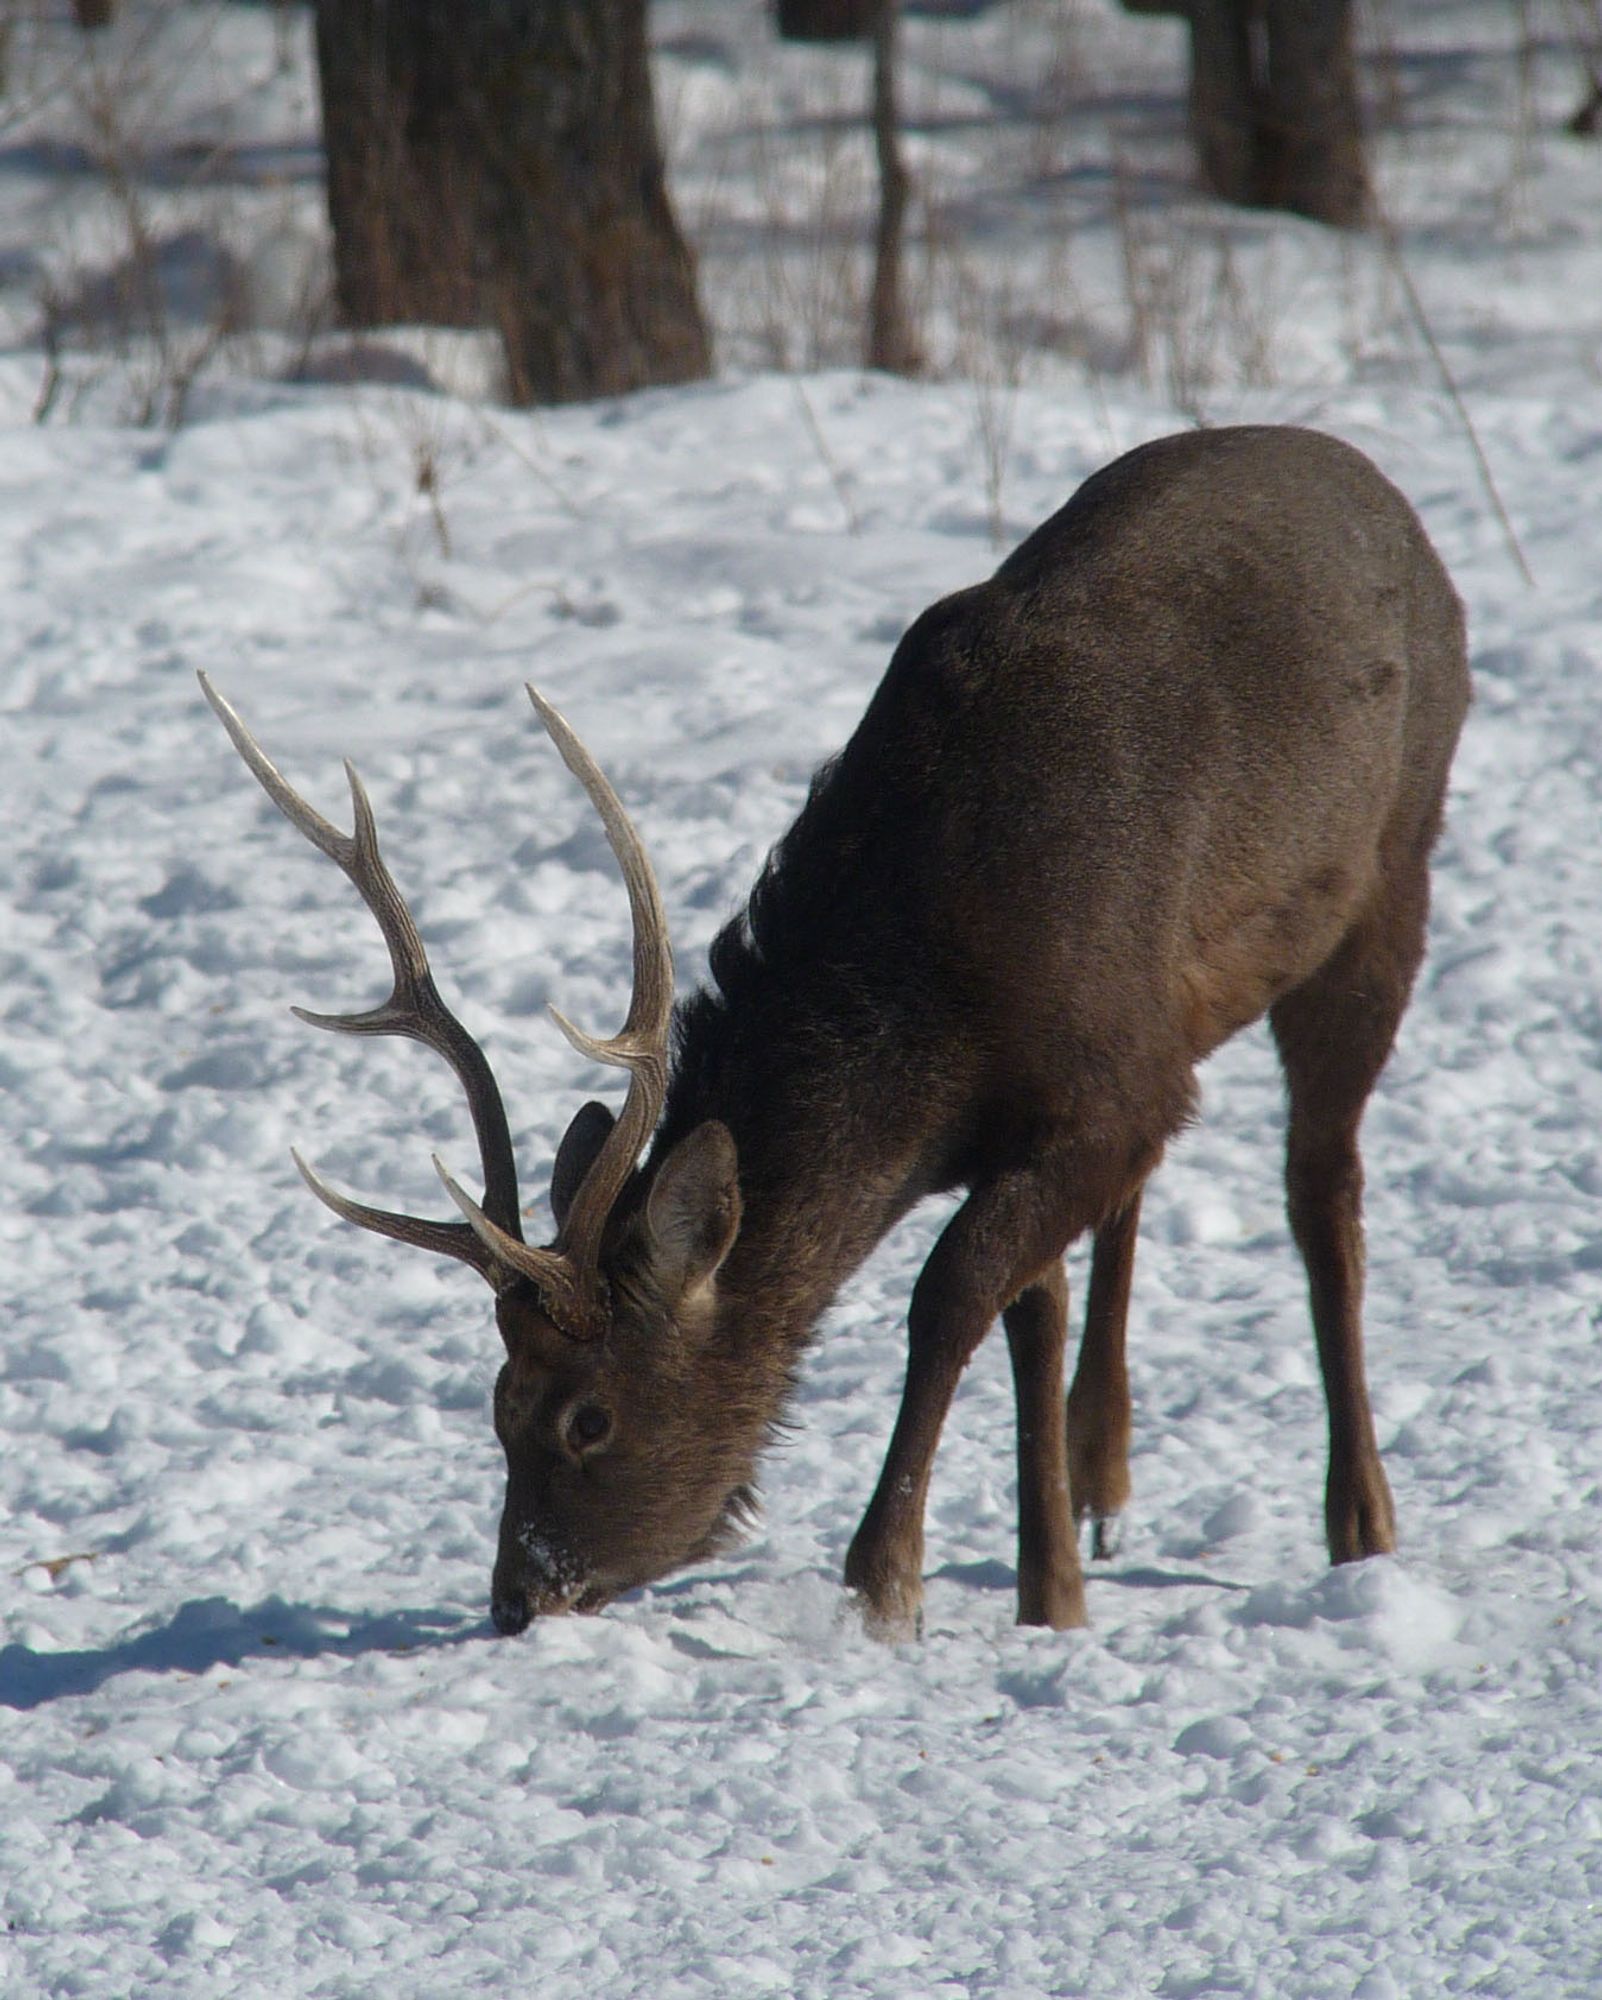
485 424 1467 1638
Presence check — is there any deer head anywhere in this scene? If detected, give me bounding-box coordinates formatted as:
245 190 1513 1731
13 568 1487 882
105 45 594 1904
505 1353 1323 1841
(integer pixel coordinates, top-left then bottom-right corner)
201 675 753 1632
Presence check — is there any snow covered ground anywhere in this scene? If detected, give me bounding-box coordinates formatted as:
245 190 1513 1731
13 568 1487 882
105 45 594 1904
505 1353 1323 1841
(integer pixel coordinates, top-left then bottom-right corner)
2 4 1601 1995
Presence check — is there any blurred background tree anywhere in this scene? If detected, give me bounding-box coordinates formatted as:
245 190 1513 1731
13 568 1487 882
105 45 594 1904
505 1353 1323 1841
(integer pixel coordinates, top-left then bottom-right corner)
313 0 711 403
776 0 874 42
1124 0 1370 226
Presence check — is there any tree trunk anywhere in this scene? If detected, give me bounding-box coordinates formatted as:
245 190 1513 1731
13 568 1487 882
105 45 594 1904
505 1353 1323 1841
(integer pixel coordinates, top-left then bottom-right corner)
777 0 874 42
314 0 711 403
1123 0 1370 227
866 0 919 373
1258 0 1370 226
1185 0 1257 207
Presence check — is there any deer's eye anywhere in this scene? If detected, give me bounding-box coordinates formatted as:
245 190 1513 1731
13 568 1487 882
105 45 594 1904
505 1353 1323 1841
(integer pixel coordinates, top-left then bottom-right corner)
567 1404 613 1451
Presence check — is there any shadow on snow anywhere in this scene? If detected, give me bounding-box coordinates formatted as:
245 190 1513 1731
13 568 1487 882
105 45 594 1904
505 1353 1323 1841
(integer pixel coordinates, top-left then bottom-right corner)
0 1594 485 1711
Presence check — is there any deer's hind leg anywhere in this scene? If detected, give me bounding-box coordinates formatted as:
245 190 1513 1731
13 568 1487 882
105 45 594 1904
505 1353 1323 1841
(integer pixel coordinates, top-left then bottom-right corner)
1269 853 1432 1565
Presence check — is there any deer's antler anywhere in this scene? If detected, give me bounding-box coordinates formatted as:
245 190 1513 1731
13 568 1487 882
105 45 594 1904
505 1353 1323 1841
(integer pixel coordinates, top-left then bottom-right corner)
200 672 594 1321
523 685 674 1284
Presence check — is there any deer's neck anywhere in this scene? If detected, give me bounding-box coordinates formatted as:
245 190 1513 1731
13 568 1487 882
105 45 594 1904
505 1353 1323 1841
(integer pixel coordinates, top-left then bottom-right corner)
654 975 937 1362
720 1107 920 1356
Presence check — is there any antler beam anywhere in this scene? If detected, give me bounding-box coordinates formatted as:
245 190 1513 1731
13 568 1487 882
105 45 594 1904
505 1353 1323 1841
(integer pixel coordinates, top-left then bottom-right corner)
525 685 675 1280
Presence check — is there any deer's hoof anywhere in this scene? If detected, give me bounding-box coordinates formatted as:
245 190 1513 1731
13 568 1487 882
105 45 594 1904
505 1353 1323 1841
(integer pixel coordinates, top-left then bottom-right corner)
1017 1576 1089 1630
1087 1510 1124 1562
1326 1470 1397 1564
845 1584 924 1645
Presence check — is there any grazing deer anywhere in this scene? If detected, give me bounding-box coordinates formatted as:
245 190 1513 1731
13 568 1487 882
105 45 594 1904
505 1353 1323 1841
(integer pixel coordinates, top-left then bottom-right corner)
203 424 1467 1640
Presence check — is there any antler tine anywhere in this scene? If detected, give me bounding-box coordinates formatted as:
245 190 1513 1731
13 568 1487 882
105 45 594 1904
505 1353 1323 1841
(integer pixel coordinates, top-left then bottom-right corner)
526 685 675 1275
291 1147 494 1280
200 672 571 1301
432 1156 581 1320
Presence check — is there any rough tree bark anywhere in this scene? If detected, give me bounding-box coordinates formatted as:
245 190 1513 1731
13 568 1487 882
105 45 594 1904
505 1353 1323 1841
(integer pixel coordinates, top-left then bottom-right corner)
314 0 711 403
1124 0 1371 227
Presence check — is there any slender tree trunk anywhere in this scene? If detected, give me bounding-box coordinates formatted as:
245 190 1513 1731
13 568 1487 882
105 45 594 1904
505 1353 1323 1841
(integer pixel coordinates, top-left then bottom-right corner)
314 0 711 403
867 0 919 373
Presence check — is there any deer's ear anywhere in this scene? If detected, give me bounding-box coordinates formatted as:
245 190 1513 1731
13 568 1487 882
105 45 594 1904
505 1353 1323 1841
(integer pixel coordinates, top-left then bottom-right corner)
551 1100 615 1229
645 1122 741 1298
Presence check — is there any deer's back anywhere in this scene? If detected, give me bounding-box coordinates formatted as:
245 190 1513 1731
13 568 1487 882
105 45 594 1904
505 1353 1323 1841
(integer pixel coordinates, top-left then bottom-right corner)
697 427 1466 1187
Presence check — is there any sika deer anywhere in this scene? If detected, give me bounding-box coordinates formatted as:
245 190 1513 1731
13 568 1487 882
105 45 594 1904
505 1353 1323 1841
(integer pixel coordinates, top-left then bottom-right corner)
204 424 1467 1640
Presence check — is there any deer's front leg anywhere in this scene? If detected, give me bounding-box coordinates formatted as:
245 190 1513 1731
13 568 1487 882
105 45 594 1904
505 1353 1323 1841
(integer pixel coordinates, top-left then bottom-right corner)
1066 1188 1143 1561
845 1171 1085 1640
1003 1263 1088 1630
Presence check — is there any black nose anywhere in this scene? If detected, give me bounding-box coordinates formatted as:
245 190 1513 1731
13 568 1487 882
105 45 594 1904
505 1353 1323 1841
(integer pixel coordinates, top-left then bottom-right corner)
491 1592 532 1636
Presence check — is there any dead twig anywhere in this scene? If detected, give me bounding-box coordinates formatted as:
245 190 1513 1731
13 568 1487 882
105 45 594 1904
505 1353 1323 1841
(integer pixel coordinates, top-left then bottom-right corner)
1377 216 1534 589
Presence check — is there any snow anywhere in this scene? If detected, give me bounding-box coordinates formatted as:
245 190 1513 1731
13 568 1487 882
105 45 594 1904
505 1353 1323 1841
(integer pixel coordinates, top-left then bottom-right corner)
3 2 1602 1995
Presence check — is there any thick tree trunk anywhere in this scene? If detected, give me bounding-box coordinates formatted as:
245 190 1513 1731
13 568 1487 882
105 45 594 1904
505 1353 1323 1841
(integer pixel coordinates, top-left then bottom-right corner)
776 0 874 42
1123 0 1371 227
314 0 711 403
1258 0 1369 226
1185 0 1257 207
